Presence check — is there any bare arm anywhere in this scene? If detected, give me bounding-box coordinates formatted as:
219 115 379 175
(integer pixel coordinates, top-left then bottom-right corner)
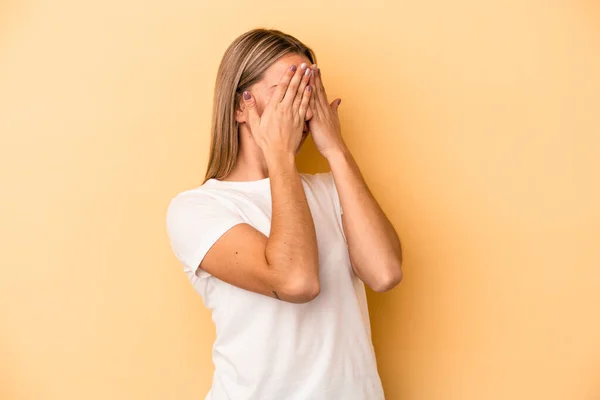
328 149 402 292
307 65 402 292
200 154 319 302
265 150 319 300
200 63 319 303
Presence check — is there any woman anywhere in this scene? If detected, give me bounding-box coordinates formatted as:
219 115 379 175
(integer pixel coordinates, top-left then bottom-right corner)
167 29 403 400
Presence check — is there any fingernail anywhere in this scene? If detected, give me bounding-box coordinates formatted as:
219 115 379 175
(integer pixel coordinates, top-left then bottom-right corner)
312 64 317 71
290 65 297 72
243 91 251 100
300 63 307 70
338 99 342 105
306 85 311 91
304 68 310 76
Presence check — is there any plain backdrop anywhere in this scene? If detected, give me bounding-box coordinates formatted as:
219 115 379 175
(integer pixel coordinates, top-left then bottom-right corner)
1 0 599 399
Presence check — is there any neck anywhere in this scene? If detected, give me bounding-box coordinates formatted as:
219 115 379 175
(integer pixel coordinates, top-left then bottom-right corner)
223 125 269 182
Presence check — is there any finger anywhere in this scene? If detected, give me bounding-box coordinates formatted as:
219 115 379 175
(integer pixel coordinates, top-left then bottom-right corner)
308 65 319 117
313 66 329 109
292 64 312 111
330 98 342 114
298 85 312 120
283 63 308 106
273 65 297 103
242 91 260 133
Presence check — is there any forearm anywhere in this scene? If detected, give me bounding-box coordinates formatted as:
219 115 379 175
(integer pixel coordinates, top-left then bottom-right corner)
327 147 402 292
264 151 320 295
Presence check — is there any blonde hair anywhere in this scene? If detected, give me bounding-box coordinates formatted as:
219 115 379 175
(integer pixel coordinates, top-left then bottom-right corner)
204 29 316 182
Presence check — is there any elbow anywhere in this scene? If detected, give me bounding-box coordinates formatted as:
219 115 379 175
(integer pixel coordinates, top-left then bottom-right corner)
371 261 403 293
283 276 321 303
279 263 320 303
268 251 320 303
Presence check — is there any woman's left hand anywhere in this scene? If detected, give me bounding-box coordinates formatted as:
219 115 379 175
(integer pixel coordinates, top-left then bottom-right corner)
307 65 346 159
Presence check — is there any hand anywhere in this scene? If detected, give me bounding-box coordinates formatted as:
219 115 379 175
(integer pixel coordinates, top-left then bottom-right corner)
307 65 345 159
242 64 313 157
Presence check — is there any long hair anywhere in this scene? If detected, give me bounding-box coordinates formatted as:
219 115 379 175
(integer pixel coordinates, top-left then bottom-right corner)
204 29 316 181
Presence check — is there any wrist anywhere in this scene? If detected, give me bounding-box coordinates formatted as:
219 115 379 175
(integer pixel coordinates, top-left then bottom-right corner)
264 149 297 172
323 143 351 163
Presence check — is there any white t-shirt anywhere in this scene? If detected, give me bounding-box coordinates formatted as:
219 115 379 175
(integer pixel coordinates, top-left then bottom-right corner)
166 172 384 400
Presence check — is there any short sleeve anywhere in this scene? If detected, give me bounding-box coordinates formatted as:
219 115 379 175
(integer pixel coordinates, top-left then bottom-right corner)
166 191 245 279
324 172 343 215
319 172 346 242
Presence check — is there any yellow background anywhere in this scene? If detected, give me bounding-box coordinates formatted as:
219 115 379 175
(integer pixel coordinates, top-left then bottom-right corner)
1 0 599 399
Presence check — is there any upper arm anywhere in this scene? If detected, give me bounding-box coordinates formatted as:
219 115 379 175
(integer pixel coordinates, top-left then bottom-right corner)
166 193 315 303
199 223 287 299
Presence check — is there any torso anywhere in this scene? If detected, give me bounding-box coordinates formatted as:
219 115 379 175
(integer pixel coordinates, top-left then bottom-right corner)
170 173 384 400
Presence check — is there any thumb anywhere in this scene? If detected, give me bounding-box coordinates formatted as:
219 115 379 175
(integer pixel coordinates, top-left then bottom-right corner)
243 91 260 133
330 98 342 114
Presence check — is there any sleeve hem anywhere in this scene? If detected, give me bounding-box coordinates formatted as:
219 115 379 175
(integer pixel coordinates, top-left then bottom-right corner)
187 221 247 279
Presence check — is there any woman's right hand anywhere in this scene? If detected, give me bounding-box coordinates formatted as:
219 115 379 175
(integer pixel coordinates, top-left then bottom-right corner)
242 63 312 157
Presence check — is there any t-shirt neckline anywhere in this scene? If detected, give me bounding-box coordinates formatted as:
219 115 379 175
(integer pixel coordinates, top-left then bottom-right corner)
204 177 271 190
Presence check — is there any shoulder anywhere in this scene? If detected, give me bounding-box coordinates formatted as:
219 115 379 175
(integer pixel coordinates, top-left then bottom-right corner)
300 172 338 200
300 172 340 207
166 184 239 231
166 184 247 276
167 185 219 215
168 178 243 209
